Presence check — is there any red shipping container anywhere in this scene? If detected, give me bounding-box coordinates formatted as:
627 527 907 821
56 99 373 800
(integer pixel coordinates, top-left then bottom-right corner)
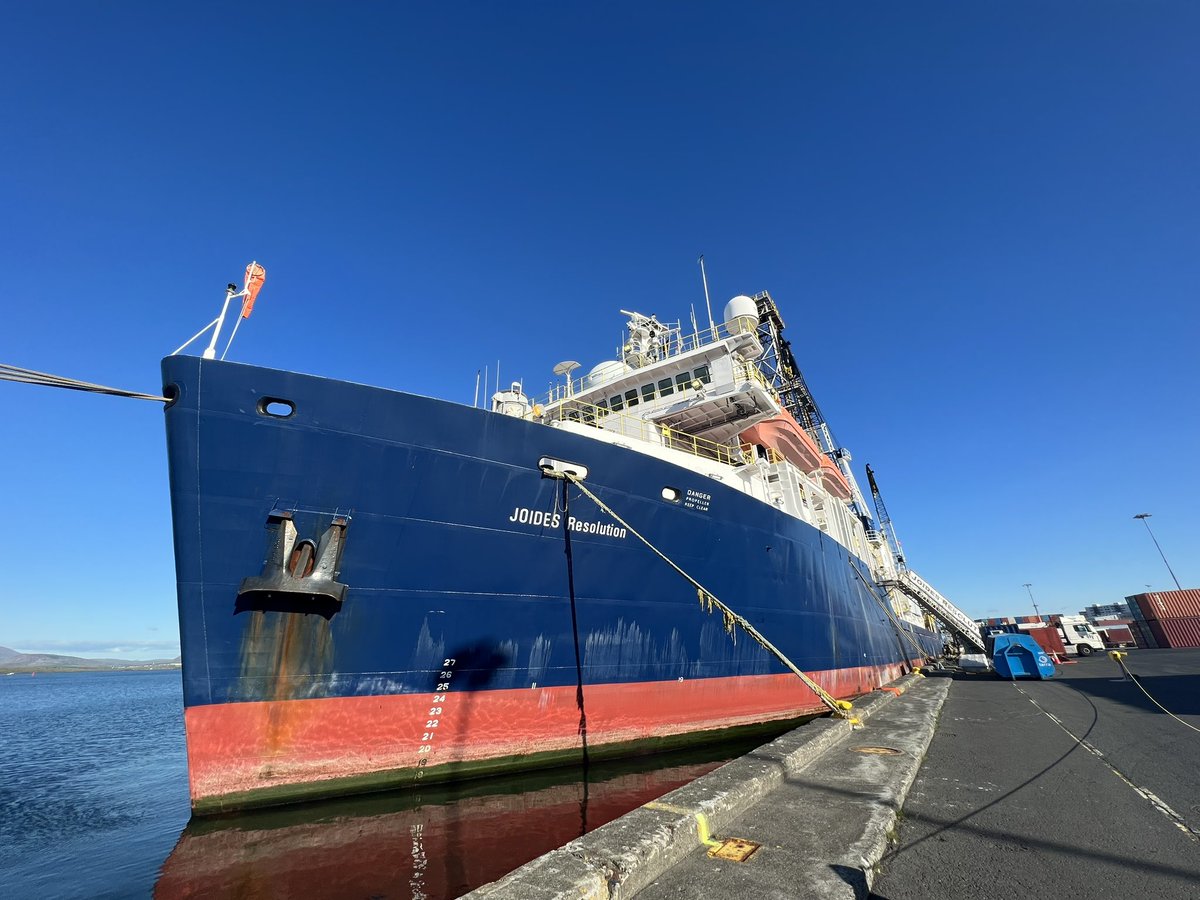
1147 616 1200 649
1130 590 1200 622
1100 626 1135 647
1024 625 1067 656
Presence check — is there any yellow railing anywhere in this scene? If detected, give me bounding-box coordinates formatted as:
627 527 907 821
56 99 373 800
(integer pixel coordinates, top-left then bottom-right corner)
732 356 780 401
539 399 780 468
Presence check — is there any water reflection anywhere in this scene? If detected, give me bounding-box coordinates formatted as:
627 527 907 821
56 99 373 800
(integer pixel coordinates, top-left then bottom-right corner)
155 732 789 900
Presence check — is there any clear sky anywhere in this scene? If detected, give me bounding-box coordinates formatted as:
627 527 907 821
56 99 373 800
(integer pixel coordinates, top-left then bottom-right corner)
2 3 1196 658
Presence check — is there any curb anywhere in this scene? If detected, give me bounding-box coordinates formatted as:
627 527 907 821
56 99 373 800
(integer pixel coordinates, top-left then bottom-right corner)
465 672 934 899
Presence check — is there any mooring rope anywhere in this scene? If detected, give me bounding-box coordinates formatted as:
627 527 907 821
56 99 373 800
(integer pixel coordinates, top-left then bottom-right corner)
551 470 857 722
849 562 930 665
1109 652 1200 735
0 363 167 402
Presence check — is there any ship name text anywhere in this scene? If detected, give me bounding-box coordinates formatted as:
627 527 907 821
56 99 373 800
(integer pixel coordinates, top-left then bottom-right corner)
507 506 627 539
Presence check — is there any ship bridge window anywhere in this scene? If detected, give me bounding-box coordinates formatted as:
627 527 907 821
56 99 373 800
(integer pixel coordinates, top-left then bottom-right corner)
641 383 656 402
624 389 640 408
658 377 674 397
610 394 624 412
596 398 609 413
661 486 681 503
675 372 691 391
694 364 711 384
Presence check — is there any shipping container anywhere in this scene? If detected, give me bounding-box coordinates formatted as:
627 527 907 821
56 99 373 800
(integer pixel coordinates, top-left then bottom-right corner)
1147 616 1200 649
1128 590 1200 622
1025 625 1067 655
1129 620 1159 649
979 623 1066 655
1099 625 1135 648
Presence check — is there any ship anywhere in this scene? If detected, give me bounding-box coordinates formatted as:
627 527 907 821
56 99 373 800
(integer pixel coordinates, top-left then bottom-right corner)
161 285 947 814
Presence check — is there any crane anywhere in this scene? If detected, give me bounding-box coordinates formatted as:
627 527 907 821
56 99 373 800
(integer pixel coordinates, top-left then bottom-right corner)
865 463 905 569
864 463 986 653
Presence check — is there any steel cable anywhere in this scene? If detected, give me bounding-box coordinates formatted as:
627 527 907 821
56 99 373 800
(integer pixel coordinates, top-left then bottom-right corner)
0 363 166 402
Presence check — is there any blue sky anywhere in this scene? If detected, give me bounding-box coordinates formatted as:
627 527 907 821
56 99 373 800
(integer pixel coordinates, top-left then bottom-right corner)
2 3 1196 658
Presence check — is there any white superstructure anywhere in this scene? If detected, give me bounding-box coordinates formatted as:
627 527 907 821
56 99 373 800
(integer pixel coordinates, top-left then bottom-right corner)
493 300 924 630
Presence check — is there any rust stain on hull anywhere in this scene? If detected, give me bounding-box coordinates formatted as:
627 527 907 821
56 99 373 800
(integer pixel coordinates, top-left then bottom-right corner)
238 610 334 774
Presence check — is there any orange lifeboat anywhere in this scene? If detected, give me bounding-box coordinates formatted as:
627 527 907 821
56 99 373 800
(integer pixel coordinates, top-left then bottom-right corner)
817 455 853 501
740 410 853 501
740 409 824 470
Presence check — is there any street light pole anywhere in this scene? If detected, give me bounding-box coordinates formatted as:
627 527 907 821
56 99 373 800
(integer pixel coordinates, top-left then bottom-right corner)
1023 583 1041 618
1133 514 1182 591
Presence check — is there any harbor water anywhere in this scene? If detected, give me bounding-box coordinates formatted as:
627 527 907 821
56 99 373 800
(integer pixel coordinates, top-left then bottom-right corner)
0 670 784 899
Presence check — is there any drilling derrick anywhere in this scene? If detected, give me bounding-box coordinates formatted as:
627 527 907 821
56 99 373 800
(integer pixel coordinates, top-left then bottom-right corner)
752 291 872 524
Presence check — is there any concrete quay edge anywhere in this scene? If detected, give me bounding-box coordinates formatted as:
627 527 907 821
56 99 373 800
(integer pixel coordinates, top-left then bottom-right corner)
464 672 934 900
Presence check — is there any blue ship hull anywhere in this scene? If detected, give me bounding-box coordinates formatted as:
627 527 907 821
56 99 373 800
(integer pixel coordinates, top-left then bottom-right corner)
160 355 940 812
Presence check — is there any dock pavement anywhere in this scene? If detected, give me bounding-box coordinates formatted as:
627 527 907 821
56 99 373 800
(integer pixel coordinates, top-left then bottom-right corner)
467 650 1200 899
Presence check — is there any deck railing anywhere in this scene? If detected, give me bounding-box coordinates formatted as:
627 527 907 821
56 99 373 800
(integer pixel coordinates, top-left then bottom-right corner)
539 399 780 468
541 320 754 406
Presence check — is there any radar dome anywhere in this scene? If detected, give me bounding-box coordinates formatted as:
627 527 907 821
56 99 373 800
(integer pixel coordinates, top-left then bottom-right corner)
724 295 758 335
586 360 630 388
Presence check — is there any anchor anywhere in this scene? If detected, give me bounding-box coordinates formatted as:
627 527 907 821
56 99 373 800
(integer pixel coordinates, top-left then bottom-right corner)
236 511 349 619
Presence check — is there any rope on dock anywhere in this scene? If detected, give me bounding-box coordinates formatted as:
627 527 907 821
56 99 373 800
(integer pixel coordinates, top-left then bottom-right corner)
552 470 858 723
0 363 167 402
1109 651 1200 734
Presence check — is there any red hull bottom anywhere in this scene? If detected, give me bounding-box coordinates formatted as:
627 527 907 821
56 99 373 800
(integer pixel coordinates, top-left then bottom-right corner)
185 660 919 811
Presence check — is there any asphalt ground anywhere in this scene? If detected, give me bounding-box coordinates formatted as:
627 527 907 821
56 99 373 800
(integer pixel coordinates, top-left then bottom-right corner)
871 649 1200 900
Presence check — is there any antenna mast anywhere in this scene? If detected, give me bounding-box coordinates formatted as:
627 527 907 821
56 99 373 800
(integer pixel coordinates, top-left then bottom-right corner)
698 255 716 335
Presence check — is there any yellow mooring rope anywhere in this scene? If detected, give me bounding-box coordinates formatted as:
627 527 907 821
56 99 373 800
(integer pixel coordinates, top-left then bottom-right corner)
555 471 858 723
1109 651 1200 735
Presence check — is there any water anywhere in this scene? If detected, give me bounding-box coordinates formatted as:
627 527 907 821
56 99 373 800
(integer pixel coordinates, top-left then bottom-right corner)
0 671 191 899
1 671 782 899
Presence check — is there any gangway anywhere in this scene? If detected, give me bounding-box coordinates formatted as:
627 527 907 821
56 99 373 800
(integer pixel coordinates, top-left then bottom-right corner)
880 569 986 653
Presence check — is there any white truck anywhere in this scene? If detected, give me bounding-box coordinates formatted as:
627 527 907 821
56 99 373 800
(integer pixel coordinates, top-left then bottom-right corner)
1052 614 1107 656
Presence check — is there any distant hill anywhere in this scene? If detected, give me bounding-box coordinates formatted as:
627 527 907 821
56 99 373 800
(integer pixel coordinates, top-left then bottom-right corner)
0 645 181 672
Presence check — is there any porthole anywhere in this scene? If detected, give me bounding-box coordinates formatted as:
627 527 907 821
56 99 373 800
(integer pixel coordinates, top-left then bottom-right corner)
258 397 296 418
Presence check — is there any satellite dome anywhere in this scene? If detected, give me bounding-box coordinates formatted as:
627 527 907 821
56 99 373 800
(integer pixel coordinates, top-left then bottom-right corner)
724 295 758 335
586 360 630 388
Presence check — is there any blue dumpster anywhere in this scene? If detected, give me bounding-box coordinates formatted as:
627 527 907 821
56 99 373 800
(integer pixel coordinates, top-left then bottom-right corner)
990 633 1056 680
